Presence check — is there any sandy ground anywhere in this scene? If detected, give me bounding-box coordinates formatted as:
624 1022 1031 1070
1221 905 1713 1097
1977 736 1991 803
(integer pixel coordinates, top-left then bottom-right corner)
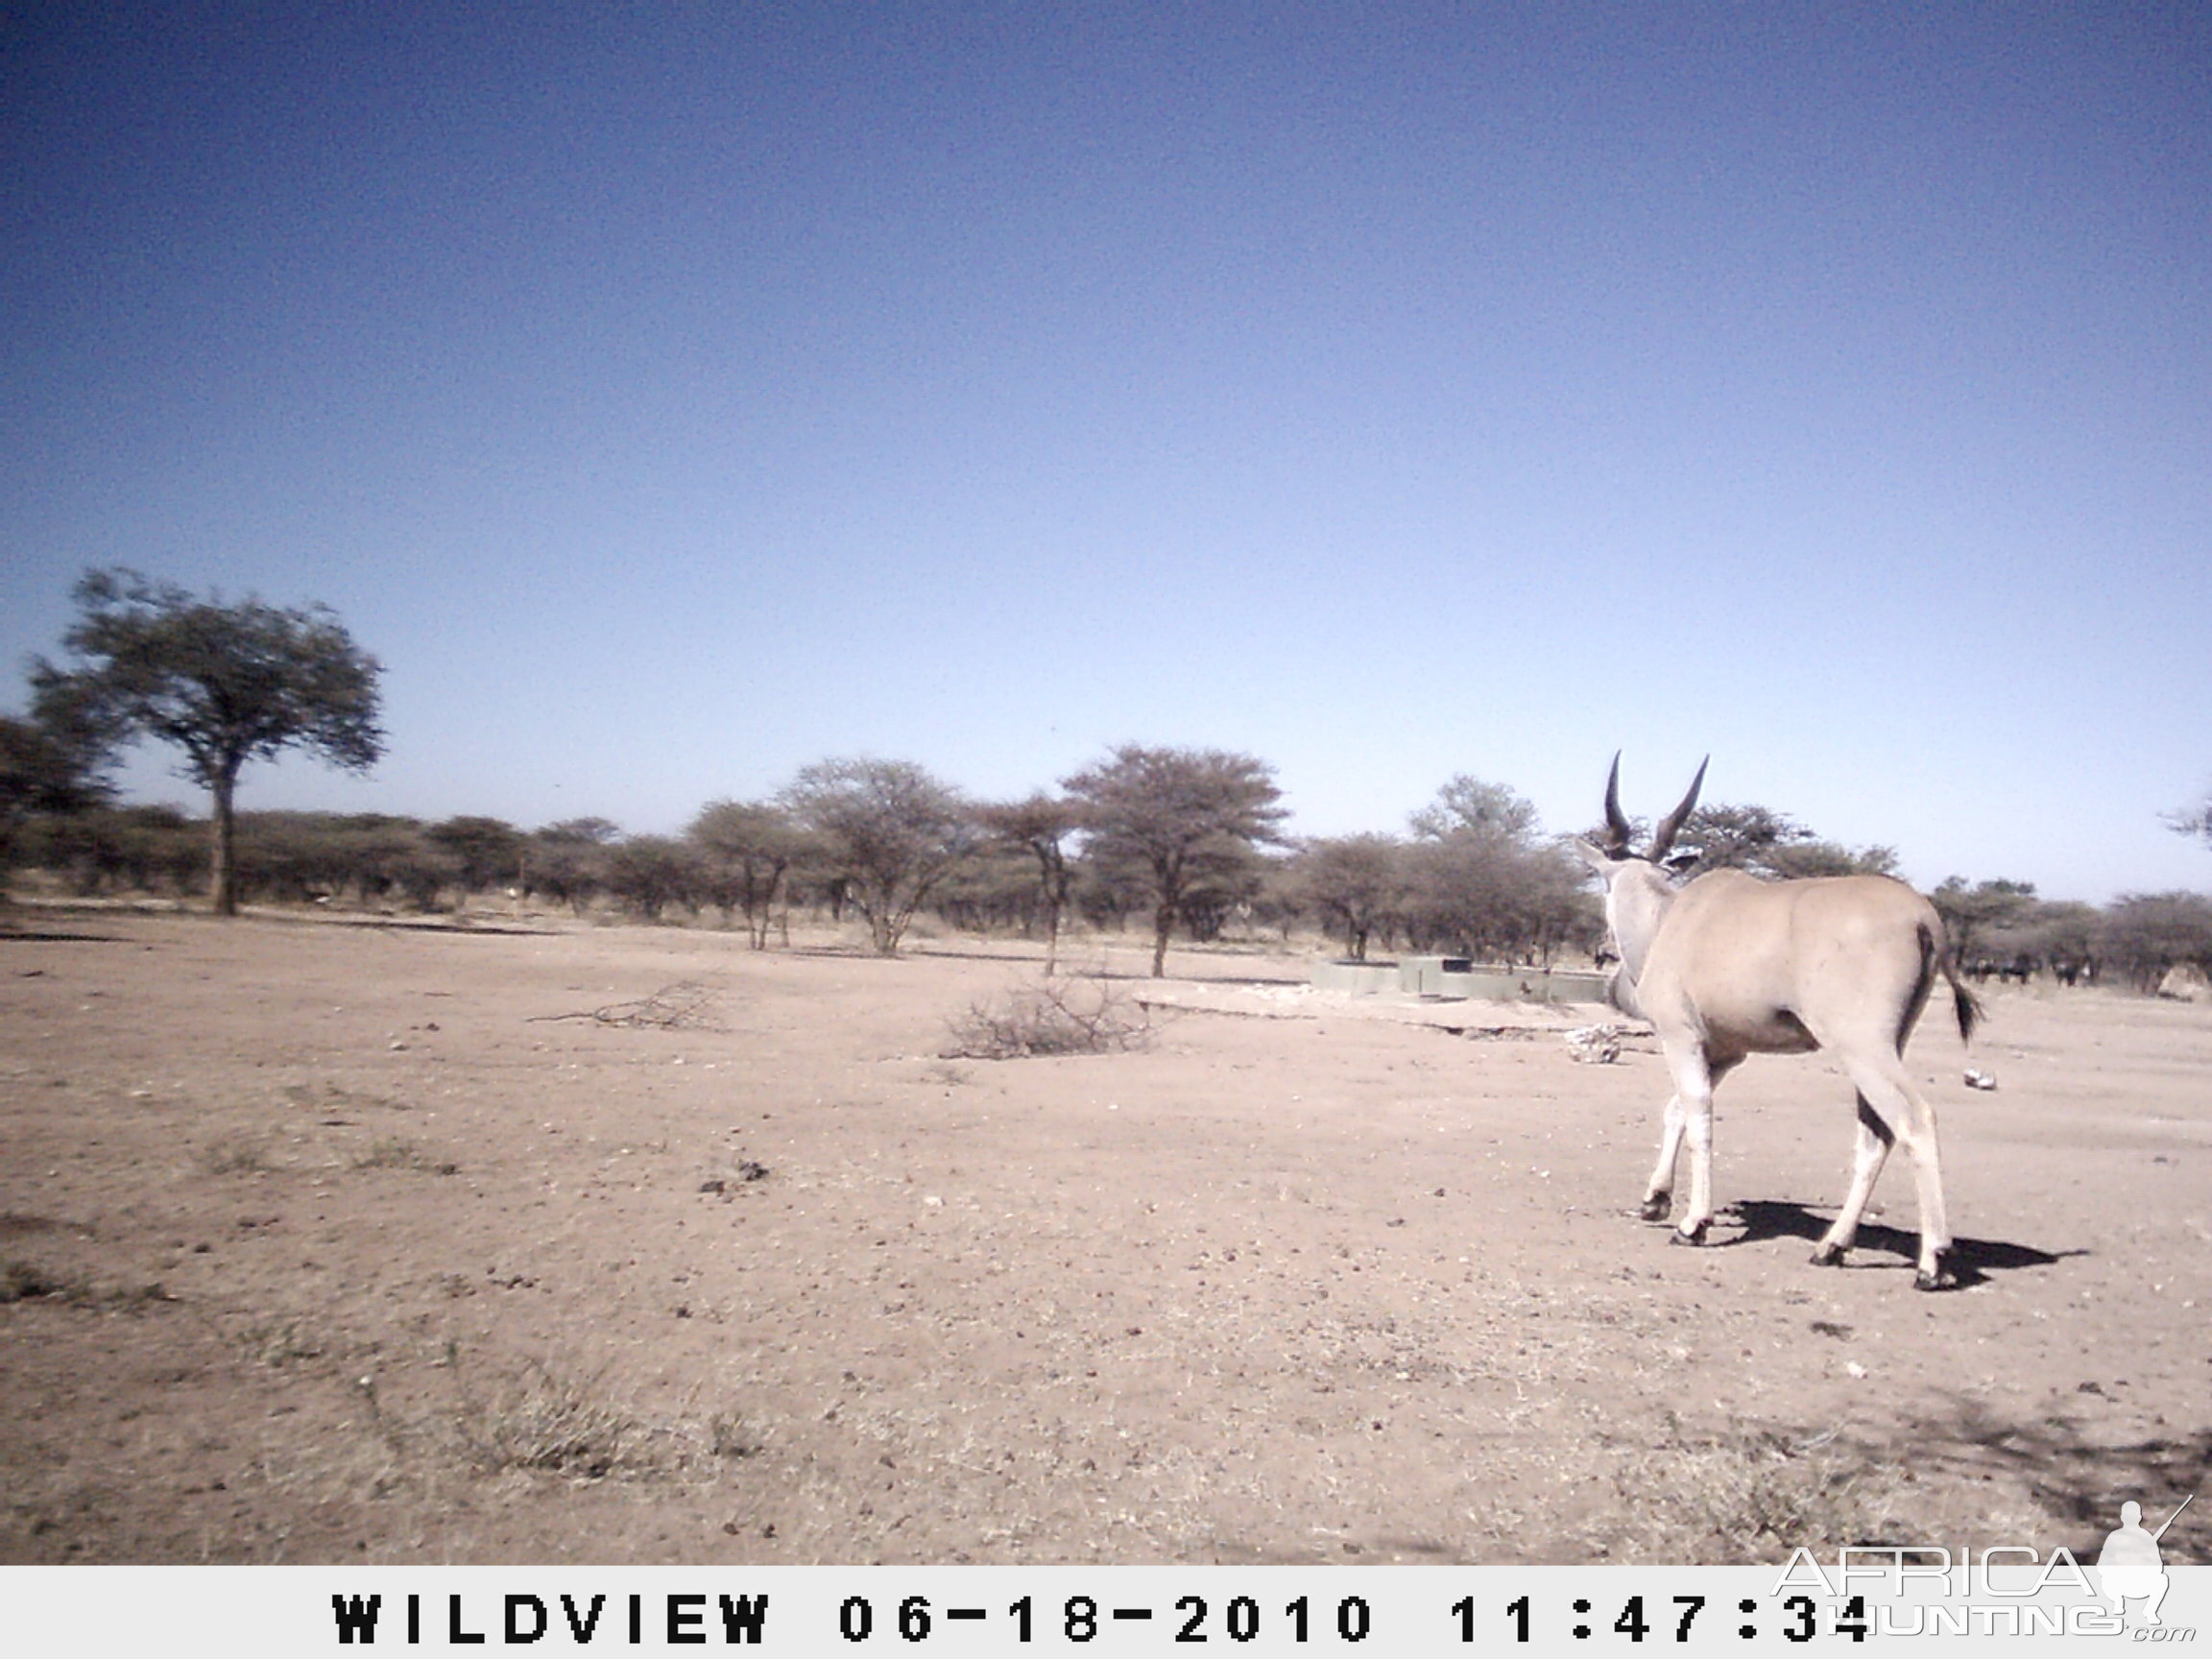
2 906 2206 1566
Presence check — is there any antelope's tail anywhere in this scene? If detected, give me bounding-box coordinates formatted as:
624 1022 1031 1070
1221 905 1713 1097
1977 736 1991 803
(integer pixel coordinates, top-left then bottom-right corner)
1927 924 1984 1045
1937 937 1990 1052
1950 971 1984 1045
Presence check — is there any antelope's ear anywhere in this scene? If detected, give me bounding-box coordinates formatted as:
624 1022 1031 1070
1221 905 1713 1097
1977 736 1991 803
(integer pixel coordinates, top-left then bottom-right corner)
1662 851 1701 876
1572 838 1615 878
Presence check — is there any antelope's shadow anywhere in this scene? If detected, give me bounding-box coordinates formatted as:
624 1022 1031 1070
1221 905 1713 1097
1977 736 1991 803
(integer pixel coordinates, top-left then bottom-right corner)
1718 1198 2083 1288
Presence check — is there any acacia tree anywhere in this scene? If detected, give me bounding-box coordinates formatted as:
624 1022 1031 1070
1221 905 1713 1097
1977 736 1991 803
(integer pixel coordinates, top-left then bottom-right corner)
32 570 383 915
1062 745 1286 977
1298 833 1404 961
426 816 525 895
1931 877 2040 964
605 834 701 923
1671 802 1814 876
781 757 973 955
527 818 620 914
1760 839 1900 878
1662 800 1897 880
975 793 1079 974
1407 775 1541 842
688 799 805 948
1403 775 1591 963
2169 787 2212 851
1 710 108 881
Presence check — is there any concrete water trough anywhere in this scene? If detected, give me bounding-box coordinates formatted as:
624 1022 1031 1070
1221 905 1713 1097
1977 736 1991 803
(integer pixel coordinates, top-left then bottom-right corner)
1311 955 1611 1006
1309 960 1404 996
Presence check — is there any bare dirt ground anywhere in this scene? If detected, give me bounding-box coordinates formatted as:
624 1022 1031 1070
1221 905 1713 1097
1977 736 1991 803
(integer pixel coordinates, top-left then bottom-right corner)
3 906 2206 1566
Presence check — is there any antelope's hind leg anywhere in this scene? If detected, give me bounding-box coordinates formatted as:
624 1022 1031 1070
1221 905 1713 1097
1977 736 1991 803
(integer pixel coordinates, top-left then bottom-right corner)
1833 1060 1954 1289
1902 1091 1954 1290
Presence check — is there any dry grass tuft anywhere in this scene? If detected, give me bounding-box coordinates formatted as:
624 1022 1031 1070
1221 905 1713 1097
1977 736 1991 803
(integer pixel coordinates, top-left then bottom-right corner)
283 1081 411 1112
453 1358 653 1479
943 974 1151 1059
195 1132 275 1175
1 1256 89 1303
352 1136 459 1176
1600 1421 1908 1563
706 1409 762 1461
1 1255 170 1310
237 1313 329 1367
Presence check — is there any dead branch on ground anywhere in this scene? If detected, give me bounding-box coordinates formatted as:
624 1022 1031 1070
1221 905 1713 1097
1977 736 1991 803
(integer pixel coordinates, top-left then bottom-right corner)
529 981 720 1030
943 974 1151 1060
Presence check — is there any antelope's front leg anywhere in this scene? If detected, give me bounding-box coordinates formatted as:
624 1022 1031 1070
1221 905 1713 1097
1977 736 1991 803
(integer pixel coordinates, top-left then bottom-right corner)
1665 1049 1719 1245
1640 1093 1685 1221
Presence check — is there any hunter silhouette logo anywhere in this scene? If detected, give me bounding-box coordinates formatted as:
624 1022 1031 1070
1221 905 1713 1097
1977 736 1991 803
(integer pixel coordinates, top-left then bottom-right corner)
2098 1494 2192 1627
1771 1488 2200 1638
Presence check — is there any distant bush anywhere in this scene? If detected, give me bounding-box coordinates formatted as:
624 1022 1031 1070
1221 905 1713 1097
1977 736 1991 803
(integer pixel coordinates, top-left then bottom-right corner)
228 812 458 910
605 835 703 922
2100 891 2212 993
30 805 204 897
525 819 618 914
426 816 525 894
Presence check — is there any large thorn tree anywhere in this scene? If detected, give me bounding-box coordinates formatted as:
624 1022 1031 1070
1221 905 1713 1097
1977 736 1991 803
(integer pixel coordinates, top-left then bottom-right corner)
975 793 1078 974
688 798 807 949
781 757 973 955
33 569 385 916
1063 744 1286 977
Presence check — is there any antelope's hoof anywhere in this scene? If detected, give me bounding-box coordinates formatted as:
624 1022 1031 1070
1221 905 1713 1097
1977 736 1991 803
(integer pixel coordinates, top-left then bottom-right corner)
1638 1194 1671 1223
1669 1221 1710 1248
1811 1243 1847 1268
1913 1259 1957 1293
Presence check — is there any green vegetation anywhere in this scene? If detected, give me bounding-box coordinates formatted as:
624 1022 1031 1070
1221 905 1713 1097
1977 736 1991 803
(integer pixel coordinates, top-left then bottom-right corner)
7 773 2210 990
6 567 2208 985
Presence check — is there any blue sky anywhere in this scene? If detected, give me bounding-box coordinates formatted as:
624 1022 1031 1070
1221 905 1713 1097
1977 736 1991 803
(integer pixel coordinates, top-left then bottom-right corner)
5 2 2208 902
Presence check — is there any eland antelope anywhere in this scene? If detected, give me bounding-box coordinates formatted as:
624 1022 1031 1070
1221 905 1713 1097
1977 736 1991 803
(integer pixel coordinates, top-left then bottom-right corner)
1575 757 1982 1290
